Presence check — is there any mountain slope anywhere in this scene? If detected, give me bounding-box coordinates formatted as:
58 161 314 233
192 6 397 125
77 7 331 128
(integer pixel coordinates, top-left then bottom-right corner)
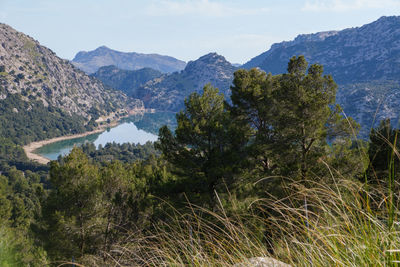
72 46 186 74
0 23 143 143
243 30 339 70
92 65 162 96
243 16 400 136
135 53 237 112
244 16 400 84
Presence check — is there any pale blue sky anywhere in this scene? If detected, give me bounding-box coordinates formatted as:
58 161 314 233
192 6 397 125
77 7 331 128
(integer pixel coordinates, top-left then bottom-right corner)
1 0 400 64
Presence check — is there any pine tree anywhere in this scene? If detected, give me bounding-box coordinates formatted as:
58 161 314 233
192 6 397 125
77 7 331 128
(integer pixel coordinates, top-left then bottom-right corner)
156 84 250 207
230 56 357 180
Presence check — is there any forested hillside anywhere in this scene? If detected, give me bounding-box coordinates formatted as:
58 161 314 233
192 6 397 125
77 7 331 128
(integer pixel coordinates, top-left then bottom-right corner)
92 65 162 97
5 56 393 266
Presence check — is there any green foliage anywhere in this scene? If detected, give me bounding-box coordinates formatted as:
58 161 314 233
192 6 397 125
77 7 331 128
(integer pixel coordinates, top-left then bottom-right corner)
92 65 162 96
80 141 159 164
0 168 47 266
156 84 250 207
0 225 47 267
41 148 103 260
0 93 92 145
0 56 381 265
367 119 400 185
230 56 358 181
40 147 172 263
0 137 27 163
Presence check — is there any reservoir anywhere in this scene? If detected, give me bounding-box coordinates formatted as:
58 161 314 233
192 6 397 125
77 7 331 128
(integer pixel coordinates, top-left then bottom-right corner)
35 112 176 160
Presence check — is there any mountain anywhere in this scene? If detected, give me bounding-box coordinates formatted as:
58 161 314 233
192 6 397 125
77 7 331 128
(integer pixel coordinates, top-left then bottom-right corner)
243 16 400 136
135 53 237 112
243 30 339 71
0 23 143 143
92 65 162 97
72 46 186 74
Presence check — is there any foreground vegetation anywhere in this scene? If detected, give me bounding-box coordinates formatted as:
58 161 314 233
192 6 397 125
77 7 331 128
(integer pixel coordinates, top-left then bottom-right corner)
1 56 400 266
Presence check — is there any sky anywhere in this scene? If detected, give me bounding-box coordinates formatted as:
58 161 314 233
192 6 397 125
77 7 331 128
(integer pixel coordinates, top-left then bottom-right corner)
1 0 400 64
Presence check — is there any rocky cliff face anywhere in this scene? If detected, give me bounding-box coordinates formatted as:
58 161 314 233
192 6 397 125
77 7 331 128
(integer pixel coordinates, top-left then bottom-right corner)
72 46 186 74
135 53 237 112
0 23 143 119
243 16 400 136
244 16 400 84
243 30 338 70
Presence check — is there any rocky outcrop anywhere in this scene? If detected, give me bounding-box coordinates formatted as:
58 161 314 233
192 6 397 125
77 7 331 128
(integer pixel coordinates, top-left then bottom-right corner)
243 31 338 70
72 46 186 74
135 52 237 111
0 23 143 119
243 16 400 136
243 16 400 84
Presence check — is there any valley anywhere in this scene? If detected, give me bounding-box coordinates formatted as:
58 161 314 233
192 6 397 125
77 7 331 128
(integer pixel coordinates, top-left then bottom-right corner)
22 108 154 164
2 10 400 266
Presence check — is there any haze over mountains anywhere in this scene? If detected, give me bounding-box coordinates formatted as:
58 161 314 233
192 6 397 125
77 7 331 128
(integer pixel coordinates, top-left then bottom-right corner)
72 46 186 74
2 15 400 138
92 65 162 97
89 15 400 136
93 53 237 112
134 53 237 112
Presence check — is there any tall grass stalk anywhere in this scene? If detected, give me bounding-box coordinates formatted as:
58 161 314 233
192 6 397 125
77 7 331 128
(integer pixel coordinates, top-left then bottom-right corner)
90 174 400 266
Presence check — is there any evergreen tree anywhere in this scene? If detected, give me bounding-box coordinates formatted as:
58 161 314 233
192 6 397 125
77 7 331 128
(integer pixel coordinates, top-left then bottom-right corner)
230 56 358 180
41 148 104 261
367 119 400 184
156 84 250 207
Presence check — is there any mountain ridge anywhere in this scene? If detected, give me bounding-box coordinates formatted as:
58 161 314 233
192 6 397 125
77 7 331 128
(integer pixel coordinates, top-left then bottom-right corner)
244 16 400 83
92 65 162 97
72 46 186 74
135 52 237 112
242 16 400 135
0 23 143 122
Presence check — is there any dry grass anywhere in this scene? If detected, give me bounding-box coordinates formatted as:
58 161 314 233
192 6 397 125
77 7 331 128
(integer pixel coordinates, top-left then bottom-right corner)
78 173 400 266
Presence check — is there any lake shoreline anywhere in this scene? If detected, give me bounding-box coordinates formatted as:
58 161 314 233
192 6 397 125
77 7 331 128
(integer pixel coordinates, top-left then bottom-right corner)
23 124 114 165
23 108 149 164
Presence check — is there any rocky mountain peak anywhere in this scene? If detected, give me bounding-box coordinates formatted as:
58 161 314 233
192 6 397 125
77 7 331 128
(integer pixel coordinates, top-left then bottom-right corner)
185 53 234 74
293 31 339 43
135 52 237 112
373 15 400 26
96 45 111 51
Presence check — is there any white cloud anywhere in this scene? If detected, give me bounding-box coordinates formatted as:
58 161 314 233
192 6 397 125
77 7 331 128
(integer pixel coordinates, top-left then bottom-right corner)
146 0 269 17
302 0 400 12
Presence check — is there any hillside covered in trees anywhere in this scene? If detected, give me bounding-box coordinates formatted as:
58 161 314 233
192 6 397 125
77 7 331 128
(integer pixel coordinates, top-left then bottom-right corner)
2 56 399 266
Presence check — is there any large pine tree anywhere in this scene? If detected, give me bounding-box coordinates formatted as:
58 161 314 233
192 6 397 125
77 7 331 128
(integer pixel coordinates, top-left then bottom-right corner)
230 56 357 180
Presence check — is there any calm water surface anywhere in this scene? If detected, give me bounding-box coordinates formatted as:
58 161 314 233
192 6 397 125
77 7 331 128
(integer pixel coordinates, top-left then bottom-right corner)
35 112 176 160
